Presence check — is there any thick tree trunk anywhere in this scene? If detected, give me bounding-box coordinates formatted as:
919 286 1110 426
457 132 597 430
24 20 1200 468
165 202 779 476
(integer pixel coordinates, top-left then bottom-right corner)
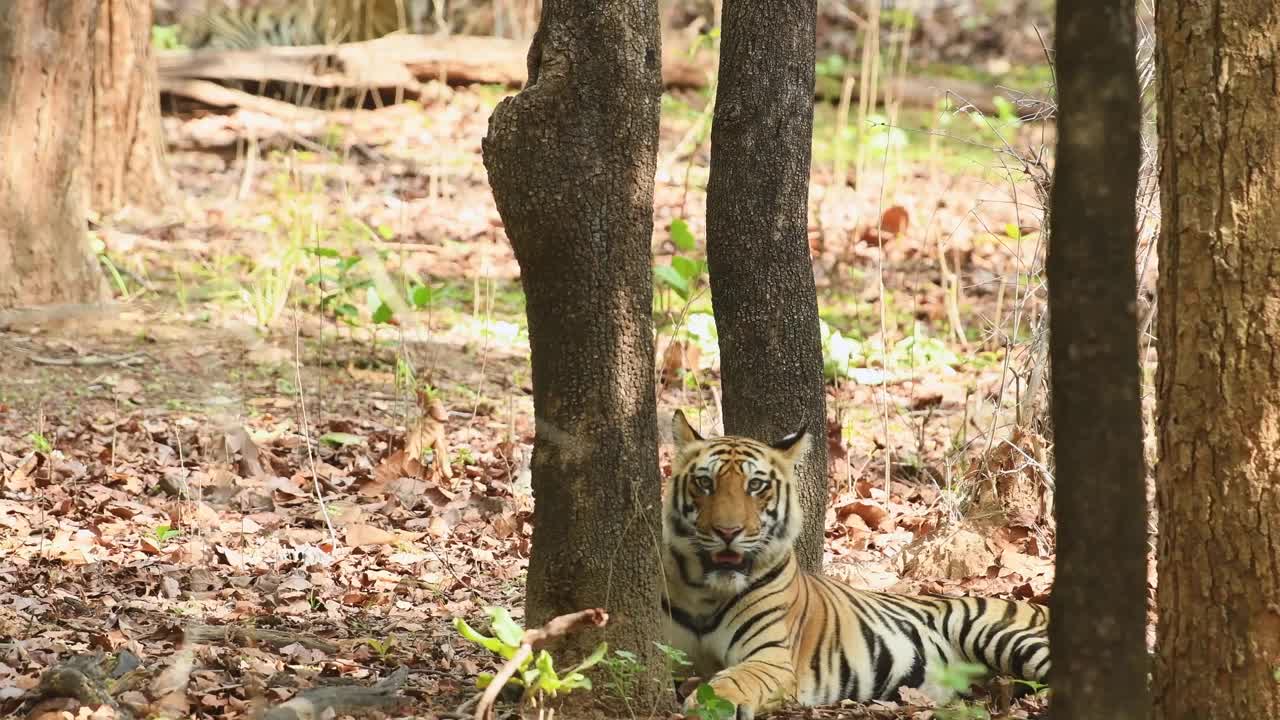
0 0 109 309
481 0 666 705
1046 2 1149 719
704 0 827 572
85 0 172 215
1154 0 1280 717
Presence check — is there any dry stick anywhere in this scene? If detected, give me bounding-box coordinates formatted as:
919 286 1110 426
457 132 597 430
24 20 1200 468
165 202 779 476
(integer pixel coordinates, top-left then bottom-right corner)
184 624 337 653
292 307 340 549
263 666 410 720
473 608 609 720
23 350 146 367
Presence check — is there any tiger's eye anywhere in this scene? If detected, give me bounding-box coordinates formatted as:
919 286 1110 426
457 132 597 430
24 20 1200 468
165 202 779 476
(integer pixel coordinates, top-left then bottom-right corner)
695 476 713 494
747 478 767 494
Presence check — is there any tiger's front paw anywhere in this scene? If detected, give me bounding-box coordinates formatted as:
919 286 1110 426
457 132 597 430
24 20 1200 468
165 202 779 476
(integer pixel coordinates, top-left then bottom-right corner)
680 680 755 720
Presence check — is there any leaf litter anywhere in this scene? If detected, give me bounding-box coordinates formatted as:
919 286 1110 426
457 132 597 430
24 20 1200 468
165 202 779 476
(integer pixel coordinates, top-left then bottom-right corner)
0 77 1074 720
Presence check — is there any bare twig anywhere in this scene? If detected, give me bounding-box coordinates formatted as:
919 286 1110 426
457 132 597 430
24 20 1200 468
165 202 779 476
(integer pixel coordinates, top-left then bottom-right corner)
184 623 338 653
473 608 609 720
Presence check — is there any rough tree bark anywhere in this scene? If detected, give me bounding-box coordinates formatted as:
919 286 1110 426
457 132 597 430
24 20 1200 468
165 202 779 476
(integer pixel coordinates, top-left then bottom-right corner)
481 0 666 704
1046 1 1149 719
0 0 109 309
1154 0 1280 716
85 0 173 215
704 0 827 572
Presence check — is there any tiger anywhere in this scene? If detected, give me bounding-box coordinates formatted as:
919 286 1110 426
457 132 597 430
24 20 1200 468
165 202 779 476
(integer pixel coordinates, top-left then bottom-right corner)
662 410 1050 719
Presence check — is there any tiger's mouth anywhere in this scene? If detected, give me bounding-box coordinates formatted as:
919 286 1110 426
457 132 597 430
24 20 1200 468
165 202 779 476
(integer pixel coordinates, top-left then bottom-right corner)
707 550 748 570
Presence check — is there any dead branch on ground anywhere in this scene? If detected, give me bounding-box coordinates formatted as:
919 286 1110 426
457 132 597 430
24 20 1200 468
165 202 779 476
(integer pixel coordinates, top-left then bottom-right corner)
262 666 410 720
158 34 1014 115
183 623 338 653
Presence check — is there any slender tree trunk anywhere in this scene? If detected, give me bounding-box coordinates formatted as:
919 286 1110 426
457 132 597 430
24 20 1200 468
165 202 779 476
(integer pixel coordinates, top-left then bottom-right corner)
1154 0 1280 716
1046 2 1149 719
85 0 173 215
704 0 827 572
0 0 109 309
481 0 666 705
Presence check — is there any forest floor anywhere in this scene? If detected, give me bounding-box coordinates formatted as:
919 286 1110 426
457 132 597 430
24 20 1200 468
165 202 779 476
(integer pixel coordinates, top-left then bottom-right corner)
0 74 1131 720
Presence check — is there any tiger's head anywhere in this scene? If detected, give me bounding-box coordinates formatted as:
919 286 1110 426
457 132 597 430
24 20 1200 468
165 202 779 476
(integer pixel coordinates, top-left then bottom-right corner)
665 410 809 593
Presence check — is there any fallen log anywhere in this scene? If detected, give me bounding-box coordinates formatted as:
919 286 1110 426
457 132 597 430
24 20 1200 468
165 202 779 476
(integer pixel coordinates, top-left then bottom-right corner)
263 666 410 720
157 33 1022 115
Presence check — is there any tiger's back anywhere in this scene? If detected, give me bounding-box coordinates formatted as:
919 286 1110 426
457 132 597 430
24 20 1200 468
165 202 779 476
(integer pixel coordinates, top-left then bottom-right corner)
662 411 1049 717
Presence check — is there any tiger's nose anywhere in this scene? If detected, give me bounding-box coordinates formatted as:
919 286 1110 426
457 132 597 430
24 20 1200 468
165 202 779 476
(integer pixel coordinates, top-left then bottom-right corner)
713 525 743 543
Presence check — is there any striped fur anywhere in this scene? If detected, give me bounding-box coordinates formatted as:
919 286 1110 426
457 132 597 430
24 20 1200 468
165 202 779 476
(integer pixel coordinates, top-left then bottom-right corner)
662 411 1050 718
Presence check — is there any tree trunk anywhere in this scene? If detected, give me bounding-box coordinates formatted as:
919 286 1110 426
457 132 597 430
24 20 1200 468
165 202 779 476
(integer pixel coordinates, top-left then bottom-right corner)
1046 2 1149 719
704 0 827 573
1154 0 1280 716
0 0 109 309
481 0 666 705
85 0 173 215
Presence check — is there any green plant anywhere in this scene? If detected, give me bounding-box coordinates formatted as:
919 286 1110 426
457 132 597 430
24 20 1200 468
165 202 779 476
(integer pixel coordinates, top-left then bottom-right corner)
453 446 476 467
151 24 185 50
687 683 736 720
319 432 364 447
28 432 52 453
597 641 693 705
598 649 640 702
935 661 988 693
1011 678 1050 696
654 218 708 302
240 246 302 330
304 246 370 325
454 607 607 705
820 319 962 381
87 232 138 300
654 641 692 673
152 524 181 546
364 637 396 659
931 662 991 720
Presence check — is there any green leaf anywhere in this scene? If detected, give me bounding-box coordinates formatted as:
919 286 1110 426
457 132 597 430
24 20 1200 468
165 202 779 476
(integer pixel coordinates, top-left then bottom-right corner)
560 672 592 691
371 302 394 324
453 618 506 656
534 649 559 686
570 642 608 673
653 641 691 667
410 284 432 308
670 218 696 251
671 255 704 281
335 303 359 320
377 223 395 240
318 432 364 447
696 683 719 704
654 266 690 298
305 246 341 258
338 256 362 273
28 432 52 453
1004 222 1022 240
486 607 525 648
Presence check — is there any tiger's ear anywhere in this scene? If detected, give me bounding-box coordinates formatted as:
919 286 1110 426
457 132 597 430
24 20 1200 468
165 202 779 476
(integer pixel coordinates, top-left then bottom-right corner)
672 410 704 450
770 424 810 464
